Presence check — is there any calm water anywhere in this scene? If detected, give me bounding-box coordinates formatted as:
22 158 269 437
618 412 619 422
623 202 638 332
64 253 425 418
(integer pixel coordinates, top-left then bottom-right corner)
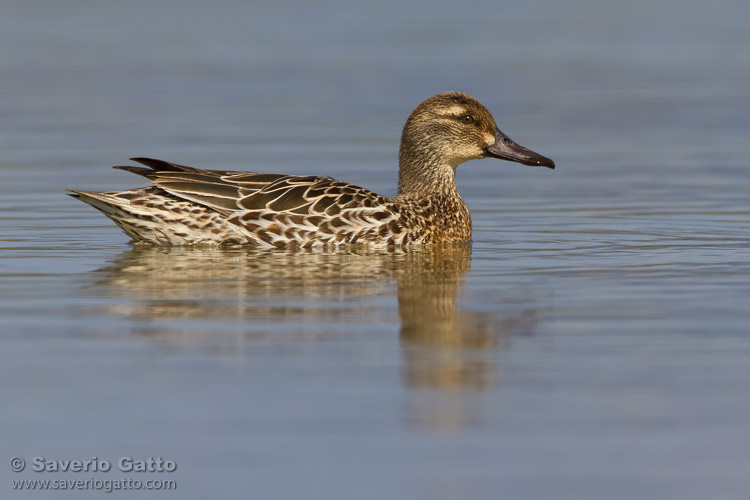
2 0 749 498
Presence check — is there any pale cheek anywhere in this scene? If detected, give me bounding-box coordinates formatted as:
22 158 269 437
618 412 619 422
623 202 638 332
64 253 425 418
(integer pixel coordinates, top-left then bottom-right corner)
455 144 485 160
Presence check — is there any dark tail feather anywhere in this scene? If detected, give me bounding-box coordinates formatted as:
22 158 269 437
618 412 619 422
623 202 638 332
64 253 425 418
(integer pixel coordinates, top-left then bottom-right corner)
111 158 198 179
129 157 195 172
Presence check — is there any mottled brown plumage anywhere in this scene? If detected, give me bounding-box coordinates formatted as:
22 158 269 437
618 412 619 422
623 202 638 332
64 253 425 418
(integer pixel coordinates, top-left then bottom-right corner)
70 92 554 247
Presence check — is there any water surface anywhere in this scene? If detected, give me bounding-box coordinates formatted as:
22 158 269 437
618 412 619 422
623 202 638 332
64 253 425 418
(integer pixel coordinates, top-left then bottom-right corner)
2 0 749 499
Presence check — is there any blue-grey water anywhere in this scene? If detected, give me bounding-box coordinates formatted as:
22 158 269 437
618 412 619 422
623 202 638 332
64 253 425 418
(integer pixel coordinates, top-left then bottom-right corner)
2 0 749 498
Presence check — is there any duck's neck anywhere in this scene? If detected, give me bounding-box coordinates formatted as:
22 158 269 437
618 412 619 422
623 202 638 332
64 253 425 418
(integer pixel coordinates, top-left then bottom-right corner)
397 144 460 199
397 144 472 241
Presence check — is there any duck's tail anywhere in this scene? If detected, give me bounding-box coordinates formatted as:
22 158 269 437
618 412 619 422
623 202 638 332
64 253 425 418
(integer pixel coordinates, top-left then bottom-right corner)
68 188 248 245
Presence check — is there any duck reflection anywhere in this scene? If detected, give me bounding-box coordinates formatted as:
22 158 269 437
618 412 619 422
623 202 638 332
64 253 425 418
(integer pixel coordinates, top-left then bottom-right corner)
89 244 535 395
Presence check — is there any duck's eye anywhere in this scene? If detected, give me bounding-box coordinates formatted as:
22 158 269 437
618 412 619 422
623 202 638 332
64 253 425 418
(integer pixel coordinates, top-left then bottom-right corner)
460 115 475 125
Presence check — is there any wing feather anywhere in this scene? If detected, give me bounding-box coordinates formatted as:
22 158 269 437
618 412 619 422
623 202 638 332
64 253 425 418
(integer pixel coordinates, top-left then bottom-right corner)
113 159 396 237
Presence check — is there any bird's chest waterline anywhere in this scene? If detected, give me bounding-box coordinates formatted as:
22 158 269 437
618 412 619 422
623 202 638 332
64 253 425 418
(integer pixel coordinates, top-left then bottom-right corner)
397 194 472 244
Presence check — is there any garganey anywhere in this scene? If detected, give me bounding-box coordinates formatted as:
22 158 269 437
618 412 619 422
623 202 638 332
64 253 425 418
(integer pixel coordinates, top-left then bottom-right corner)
70 91 554 247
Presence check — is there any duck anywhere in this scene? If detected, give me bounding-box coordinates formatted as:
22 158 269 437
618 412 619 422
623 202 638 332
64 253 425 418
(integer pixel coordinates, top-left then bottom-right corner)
69 91 554 248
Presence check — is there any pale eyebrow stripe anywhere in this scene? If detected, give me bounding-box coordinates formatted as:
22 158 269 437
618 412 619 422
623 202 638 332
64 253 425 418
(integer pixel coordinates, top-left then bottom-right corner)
439 105 469 116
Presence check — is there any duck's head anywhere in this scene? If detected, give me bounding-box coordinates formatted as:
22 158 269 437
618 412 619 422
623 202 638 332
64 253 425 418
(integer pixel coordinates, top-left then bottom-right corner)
398 91 554 194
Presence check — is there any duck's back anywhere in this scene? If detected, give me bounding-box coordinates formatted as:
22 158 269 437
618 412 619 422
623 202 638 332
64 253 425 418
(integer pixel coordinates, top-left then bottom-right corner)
70 158 427 248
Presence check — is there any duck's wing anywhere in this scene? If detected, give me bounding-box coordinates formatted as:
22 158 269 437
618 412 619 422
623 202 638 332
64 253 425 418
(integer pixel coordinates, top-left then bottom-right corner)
117 157 392 220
